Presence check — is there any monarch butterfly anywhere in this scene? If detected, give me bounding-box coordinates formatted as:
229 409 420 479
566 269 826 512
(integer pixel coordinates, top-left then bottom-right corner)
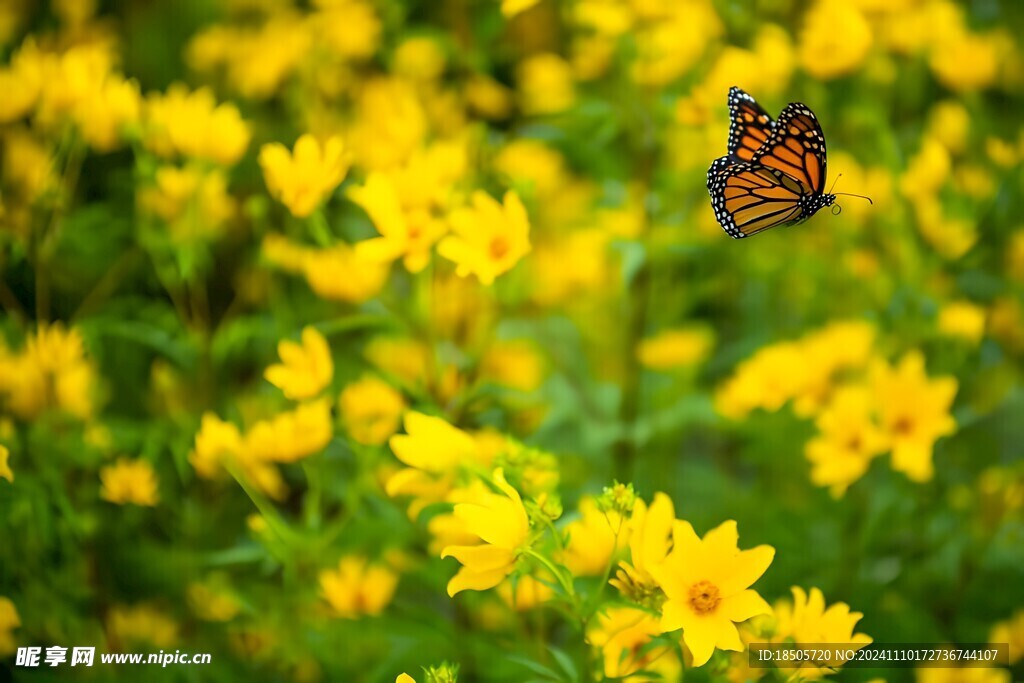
707 87 871 238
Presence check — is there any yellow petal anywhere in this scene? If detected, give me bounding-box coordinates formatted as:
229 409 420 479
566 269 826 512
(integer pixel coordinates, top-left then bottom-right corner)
440 544 515 572
718 544 775 596
720 589 772 622
446 565 509 596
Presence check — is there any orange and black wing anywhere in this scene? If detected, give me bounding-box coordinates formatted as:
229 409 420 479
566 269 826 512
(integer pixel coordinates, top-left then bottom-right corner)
708 161 805 238
727 86 775 162
751 102 827 193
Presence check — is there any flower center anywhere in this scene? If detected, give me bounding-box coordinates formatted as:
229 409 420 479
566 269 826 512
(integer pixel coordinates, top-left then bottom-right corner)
489 236 510 260
688 580 721 615
893 416 914 436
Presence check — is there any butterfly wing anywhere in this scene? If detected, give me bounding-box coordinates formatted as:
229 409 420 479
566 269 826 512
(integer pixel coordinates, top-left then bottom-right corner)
727 86 775 162
707 161 806 238
751 102 827 193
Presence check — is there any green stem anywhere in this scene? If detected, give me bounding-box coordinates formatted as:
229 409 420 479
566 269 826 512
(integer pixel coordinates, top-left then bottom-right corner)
225 461 300 548
308 210 334 247
302 459 322 530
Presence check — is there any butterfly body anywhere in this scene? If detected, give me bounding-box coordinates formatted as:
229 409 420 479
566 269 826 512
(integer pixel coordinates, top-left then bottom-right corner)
707 88 838 239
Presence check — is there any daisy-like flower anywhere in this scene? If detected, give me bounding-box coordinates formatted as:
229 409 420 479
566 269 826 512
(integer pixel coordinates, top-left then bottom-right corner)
772 587 871 679
440 468 529 596
386 412 481 518
438 190 530 285
100 459 160 506
350 172 448 273
319 556 398 619
870 351 957 482
805 385 888 497
264 326 334 400
259 134 350 218
650 520 774 667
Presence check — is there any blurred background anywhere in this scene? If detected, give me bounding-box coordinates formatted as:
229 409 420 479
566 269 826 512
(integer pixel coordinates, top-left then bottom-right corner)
0 0 1022 681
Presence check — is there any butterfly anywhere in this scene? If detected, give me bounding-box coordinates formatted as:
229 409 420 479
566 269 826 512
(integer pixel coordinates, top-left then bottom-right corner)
707 87 870 239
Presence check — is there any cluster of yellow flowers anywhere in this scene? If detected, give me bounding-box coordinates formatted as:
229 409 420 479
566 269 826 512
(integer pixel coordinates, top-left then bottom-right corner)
379 410 877 675
0 323 98 421
189 326 340 501
717 321 958 495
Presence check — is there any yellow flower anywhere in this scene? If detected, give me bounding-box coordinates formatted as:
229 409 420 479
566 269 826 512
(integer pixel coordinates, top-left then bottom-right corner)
144 84 250 165
187 580 241 622
0 445 12 483
479 340 545 392
0 40 44 123
938 300 986 345
901 137 951 198
930 32 1000 91
245 399 333 463
587 606 679 680
0 596 19 656
502 0 541 17
913 196 977 260
396 675 415 683
2 129 54 201
100 459 160 506
348 77 426 171
563 497 629 577
74 74 141 152
805 385 888 497
441 468 530 596
265 327 334 400
630 5 722 86
34 44 112 128
517 53 575 115
871 352 957 482
189 413 243 478
529 230 613 305
390 412 478 477
301 244 390 303
493 139 569 199
927 101 970 155
799 2 873 80
772 587 871 679
650 520 774 667
990 609 1024 664
386 412 481 518
314 0 382 60
989 297 1024 353
259 134 350 218
365 337 430 388
438 190 531 285
0 324 99 421
339 376 406 445
138 166 236 241
496 574 555 611
612 492 674 601
393 37 446 81
188 16 311 99
350 172 448 273
107 604 178 648
464 74 513 120
637 327 714 370
319 556 398 618
715 341 808 419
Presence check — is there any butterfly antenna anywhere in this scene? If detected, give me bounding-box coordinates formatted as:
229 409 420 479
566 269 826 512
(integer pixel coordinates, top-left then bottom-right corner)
834 192 874 205
830 173 874 204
